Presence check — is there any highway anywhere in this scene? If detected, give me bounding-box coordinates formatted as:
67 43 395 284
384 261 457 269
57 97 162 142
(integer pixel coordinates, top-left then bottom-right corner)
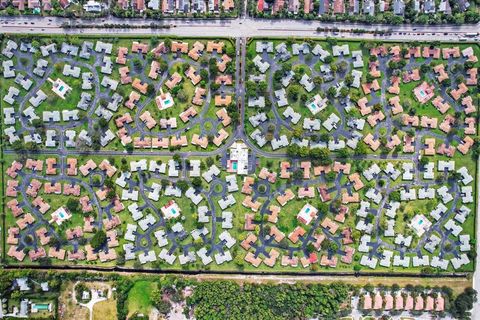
1 15 479 41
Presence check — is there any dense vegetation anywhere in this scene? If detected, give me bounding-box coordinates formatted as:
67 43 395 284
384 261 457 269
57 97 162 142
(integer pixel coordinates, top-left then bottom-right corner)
0 270 477 319
186 281 351 320
451 287 477 319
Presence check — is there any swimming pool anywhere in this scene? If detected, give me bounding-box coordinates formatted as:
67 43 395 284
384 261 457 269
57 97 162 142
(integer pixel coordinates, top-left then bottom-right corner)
35 304 49 311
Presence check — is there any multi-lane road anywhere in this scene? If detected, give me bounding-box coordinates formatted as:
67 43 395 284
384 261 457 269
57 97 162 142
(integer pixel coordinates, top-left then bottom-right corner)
1 15 479 41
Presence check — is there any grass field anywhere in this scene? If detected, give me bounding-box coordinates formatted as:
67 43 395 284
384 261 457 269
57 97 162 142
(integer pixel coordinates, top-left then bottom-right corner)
126 280 156 317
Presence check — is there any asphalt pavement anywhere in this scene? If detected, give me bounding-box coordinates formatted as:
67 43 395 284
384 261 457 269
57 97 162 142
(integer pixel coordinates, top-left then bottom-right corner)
1 15 479 41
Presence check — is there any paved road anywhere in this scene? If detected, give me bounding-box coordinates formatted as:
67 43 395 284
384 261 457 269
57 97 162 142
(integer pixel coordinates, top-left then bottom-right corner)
2 11 480 315
472 154 480 315
1 16 479 41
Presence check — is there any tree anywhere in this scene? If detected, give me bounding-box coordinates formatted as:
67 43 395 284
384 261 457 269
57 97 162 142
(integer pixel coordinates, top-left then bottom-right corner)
451 287 477 319
133 58 142 70
292 169 304 181
327 86 337 97
191 177 202 188
173 153 181 163
66 198 80 214
164 38 172 50
150 288 172 315
176 180 189 192
186 280 350 320
287 85 301 101
205 157 214 167
313 76 324 87
176 89 188 103
90 230 107 250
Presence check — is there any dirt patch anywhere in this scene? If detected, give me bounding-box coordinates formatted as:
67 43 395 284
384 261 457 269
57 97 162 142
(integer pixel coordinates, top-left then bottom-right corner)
93 299 117 320
58 282 89 320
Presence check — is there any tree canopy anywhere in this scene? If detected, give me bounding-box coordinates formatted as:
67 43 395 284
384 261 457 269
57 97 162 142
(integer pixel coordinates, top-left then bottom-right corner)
186 281 350 320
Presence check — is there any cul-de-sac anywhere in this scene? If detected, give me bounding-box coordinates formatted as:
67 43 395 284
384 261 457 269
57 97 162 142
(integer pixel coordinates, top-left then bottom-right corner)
2 35 478 272
0 25 479 319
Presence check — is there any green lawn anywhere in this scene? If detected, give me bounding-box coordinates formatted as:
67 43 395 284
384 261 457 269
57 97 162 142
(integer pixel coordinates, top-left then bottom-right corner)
126 280 156 317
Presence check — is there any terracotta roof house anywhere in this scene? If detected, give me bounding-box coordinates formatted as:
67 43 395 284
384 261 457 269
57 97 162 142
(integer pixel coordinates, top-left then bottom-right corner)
171 41 188 53
403 135 415 153
180 106 198 122
8 246 26 261
150 42 167 57
462 96 476 114
424 138 436 156
267 205 281 223
242 176 254 194
217 55 232 74
363 133 380 151
148 61 161 79
245 252 262 267
450 83 468 100
320 255 337 267
333 161 351 174
206 41 224 53
188 41 205 61
458 136 474 155
466 68 477 86
405 46 421 58
6 161 23 178
437 143 456 157
276 189 295 206
132 78 148 95
116 47 128 64
132 41 149 53
432 96 450 114
342 192 359 204
46 158 57 175
241 233 257 250
280 161 291 178
341 246 355 264
321 217 339 234
422 46 441 59
214 94 232 106
288 226 306 243
165 72 182 90
433 64 449 83
357 97 372 116
442 47 460 59
388 77 400 95
425 296 434 311
212 129 229 146
349 173 364 191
